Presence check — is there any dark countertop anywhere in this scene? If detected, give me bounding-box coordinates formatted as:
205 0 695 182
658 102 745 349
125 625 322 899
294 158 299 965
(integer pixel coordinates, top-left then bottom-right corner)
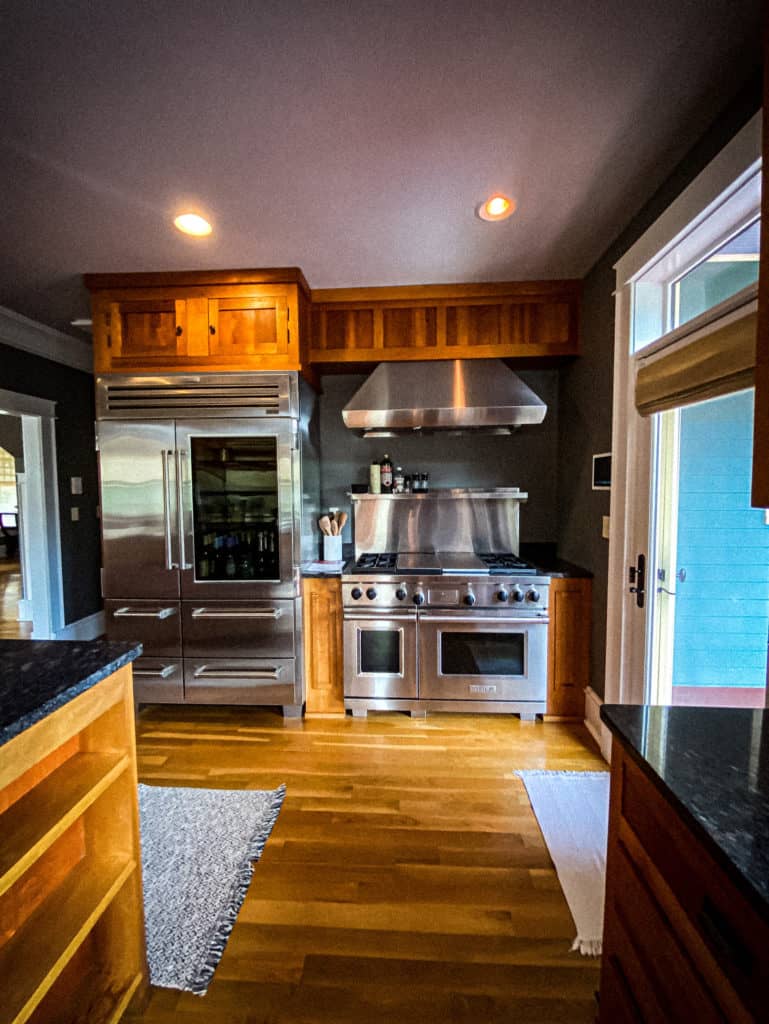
601 703 769 923
0 639 142 748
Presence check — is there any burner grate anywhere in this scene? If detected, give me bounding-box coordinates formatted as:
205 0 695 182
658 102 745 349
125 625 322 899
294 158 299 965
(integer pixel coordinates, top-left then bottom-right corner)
476 552 537 576
354 552 397 572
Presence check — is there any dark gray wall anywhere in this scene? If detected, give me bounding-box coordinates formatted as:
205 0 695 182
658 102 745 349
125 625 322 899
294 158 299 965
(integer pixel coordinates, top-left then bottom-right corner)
0 414 24 470
558 71 762 699
317 370 560 552
0 342 101 624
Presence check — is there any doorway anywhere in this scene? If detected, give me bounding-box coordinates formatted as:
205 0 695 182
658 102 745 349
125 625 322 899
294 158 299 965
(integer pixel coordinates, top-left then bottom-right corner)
0 420 31 638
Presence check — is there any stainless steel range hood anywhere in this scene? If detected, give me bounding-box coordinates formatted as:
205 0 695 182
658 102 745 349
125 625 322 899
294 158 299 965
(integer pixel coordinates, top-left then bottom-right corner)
342 359 547 436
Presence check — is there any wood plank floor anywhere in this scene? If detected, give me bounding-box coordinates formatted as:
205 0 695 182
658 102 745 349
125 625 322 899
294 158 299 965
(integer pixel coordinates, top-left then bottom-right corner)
0 560 31 639
128 706 607 1023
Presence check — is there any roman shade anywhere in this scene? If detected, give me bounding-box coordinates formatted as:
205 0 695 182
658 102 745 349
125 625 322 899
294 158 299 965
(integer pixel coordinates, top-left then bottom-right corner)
635 285 757 416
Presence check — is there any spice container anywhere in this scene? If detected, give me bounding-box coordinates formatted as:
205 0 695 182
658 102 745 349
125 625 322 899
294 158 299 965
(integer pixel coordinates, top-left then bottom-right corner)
394 466 405 493
369 459 381 494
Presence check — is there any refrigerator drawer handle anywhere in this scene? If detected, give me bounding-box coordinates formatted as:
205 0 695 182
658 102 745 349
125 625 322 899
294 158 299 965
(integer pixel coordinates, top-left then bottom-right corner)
113 606 177 619
134 665 176 679
192 665 283 680
175 448 193 570
191 607 283 619
161 449 176 570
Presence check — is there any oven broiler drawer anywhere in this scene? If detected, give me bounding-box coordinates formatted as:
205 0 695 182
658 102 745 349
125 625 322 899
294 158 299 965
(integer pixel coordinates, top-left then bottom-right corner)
181 600 295 658
183 657 297 705
131 657 184 703
105 599 181 657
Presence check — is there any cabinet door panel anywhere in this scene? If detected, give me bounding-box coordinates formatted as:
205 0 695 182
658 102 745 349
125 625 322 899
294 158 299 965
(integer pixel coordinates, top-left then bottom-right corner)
209 296 289 359
111 299 183 360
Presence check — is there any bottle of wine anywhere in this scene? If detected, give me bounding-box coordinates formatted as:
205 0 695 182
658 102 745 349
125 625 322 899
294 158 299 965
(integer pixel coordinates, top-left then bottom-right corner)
381 453 393 493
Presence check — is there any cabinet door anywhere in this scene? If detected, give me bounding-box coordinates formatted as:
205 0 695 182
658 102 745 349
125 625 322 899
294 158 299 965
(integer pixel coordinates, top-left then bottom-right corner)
303 578 344 714
109 297 186 364
208 294 290 365
546 577 591 718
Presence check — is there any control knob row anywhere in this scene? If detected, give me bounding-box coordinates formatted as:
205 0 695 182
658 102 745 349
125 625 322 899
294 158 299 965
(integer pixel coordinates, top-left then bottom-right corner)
349 586 410 601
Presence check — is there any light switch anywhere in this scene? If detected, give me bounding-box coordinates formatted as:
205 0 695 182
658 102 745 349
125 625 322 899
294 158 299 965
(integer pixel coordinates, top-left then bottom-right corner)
70 477 83 495
71 507 80 522
602 515 610 539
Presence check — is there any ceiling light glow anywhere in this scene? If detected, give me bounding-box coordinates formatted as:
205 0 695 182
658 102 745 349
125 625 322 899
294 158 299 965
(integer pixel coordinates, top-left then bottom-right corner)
174 213 213 237
477 193 516 222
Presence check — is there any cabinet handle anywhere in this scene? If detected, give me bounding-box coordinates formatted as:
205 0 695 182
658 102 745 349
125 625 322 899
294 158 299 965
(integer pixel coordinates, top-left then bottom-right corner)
193 665 283 680
134 665 176 678
175 325 183 336
191 607 282 619
114 606 177 619
209 324 216 335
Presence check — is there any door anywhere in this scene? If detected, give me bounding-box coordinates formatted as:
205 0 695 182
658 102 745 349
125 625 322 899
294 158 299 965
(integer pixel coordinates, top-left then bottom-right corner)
174 418 297 599
343 613 418 698
97 420 180 599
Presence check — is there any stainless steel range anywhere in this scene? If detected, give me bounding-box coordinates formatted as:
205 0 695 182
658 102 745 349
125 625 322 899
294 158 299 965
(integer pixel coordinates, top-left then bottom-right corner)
342 537 550 719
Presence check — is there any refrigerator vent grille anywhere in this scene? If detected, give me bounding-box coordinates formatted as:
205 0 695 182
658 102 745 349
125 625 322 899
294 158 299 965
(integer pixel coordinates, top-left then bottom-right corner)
98 375 295 418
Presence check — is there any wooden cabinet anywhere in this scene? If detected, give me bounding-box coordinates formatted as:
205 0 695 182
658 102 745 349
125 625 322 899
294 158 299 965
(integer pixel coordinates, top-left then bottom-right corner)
599 743 769 1023
302 577 344 715
0 664 147 1024
84 269 310 376
309 280 580 365
546 576 591 718
752 38 769 506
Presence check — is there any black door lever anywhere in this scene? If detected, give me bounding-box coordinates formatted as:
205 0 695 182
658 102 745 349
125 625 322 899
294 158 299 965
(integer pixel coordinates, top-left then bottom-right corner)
628 553 646 609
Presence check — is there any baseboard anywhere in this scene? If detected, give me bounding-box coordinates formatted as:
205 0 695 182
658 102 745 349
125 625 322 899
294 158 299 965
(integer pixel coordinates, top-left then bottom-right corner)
584 686 612 763
17 598 32 621
55 609 105 641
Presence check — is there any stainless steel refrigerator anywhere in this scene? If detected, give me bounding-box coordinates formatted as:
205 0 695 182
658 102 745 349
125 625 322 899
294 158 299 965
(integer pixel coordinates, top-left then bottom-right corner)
95 372 319 716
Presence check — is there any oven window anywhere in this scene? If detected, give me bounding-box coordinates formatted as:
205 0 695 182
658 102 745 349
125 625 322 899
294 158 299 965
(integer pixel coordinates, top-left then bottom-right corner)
440 632 524 676
360 629 401 675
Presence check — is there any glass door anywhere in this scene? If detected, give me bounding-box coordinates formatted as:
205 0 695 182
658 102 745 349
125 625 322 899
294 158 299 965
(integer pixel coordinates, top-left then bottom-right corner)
176 419 297 599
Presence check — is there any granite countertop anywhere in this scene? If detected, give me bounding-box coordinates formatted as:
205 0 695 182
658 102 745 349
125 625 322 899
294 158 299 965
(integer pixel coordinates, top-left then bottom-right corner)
601 704 769 922
0 639 142 748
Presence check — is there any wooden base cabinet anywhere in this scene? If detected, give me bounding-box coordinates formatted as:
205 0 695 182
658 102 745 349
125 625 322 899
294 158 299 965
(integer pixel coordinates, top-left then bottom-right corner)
599 744 769 1023
302 577 344 715
546 577 591 718
0 665 148 1024
84 269 311 376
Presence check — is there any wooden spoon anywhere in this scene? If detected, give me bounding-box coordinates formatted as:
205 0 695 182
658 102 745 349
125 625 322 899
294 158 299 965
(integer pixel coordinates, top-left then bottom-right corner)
337 512 348 532
318 515 332 536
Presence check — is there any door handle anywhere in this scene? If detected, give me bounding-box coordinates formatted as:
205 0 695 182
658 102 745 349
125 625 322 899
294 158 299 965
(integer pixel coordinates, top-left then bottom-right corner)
192 665 283 680
113 606 177 619
191 607 283 619
628 553 646 609
174 449 193 570
161 449 175 570
134 665 176 678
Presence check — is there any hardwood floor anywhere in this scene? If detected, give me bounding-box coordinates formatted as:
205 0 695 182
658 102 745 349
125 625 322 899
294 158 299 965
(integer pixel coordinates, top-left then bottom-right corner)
128 707 606 1023
0 559 31 639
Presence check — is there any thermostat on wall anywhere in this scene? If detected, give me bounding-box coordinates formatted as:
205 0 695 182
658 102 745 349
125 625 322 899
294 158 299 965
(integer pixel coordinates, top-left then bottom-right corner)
592 452 611 490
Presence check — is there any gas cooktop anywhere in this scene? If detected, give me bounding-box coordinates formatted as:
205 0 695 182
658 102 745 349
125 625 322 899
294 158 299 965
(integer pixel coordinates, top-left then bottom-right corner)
347 551 538 576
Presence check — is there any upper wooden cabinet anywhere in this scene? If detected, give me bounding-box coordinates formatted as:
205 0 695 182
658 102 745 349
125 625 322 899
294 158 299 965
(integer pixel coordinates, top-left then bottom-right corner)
309 280 580 365
84 269 310 376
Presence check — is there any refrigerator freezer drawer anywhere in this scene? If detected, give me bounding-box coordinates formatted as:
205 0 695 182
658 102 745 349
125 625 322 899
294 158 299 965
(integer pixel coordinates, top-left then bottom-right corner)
132 657 184 703
183 657 297 705
105 599 181 657
181 600 295 658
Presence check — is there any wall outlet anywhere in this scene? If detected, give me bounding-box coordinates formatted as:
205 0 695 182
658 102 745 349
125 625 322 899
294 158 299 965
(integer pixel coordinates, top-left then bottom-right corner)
70 476 83 495
602 515 610 539
71 507 80 522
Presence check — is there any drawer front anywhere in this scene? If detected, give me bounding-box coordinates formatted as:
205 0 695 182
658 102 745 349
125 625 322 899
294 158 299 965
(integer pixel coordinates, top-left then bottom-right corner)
105 599 181 657
131 657 184 703
183 657 297 705
182 600 295 658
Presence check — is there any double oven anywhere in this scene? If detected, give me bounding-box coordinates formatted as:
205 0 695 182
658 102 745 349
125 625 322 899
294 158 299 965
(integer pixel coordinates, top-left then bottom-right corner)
342 559 550 718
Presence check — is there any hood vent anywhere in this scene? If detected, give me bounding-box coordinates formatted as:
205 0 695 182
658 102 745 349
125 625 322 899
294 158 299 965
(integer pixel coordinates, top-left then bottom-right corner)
342 359 547 436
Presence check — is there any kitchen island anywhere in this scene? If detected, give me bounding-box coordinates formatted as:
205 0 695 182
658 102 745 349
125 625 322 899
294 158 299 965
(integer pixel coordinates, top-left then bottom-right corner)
0 640 146 1024
599 704 769 1023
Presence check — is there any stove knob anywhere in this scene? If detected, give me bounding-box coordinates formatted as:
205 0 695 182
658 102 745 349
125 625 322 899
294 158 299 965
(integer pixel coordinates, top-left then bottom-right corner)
395 587 408 601
464 591 476 607
496 588 509 602
526 588 541 604
366 587 378 600
350 586 362 600
413 590 425 606
511 586 524 602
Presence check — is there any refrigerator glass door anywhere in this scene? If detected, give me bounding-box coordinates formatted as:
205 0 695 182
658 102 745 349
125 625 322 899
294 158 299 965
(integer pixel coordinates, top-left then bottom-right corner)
97 420 180 599
175 418 297 598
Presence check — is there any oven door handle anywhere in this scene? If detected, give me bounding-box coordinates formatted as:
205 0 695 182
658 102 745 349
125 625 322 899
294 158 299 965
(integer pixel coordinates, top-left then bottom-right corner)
419 615 549 625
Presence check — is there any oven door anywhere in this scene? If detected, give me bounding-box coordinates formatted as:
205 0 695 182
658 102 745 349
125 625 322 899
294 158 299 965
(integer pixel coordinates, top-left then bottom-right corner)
343 612 418 699
418 609 548 702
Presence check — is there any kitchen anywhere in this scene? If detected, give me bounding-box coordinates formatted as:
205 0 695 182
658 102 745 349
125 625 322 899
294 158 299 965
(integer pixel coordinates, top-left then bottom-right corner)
0 3 767 1022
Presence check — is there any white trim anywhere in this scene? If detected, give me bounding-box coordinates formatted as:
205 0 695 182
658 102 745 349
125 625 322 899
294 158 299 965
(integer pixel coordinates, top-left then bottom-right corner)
584 687 612 763
55 609 105 641
615 112 762 286
0 305 92 373
0 388 56 419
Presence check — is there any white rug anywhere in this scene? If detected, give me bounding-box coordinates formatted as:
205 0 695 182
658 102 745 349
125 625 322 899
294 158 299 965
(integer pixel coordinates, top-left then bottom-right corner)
138 783 285 995
516 770 610 956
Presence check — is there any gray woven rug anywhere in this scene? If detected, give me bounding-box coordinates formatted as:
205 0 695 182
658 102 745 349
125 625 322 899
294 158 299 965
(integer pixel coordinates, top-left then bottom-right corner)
138 783 285 996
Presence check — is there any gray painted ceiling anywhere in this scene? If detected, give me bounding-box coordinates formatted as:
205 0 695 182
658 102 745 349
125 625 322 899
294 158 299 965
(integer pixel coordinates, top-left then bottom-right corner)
0 1 763 338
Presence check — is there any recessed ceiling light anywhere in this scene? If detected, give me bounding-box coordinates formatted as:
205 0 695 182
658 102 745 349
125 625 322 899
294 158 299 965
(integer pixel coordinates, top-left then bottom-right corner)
477 193 516 222
174 213 213 237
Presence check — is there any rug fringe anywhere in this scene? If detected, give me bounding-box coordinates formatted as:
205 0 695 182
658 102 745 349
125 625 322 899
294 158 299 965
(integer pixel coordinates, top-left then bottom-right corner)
188 784 287 996
571 936 602 957
515 770 609 779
